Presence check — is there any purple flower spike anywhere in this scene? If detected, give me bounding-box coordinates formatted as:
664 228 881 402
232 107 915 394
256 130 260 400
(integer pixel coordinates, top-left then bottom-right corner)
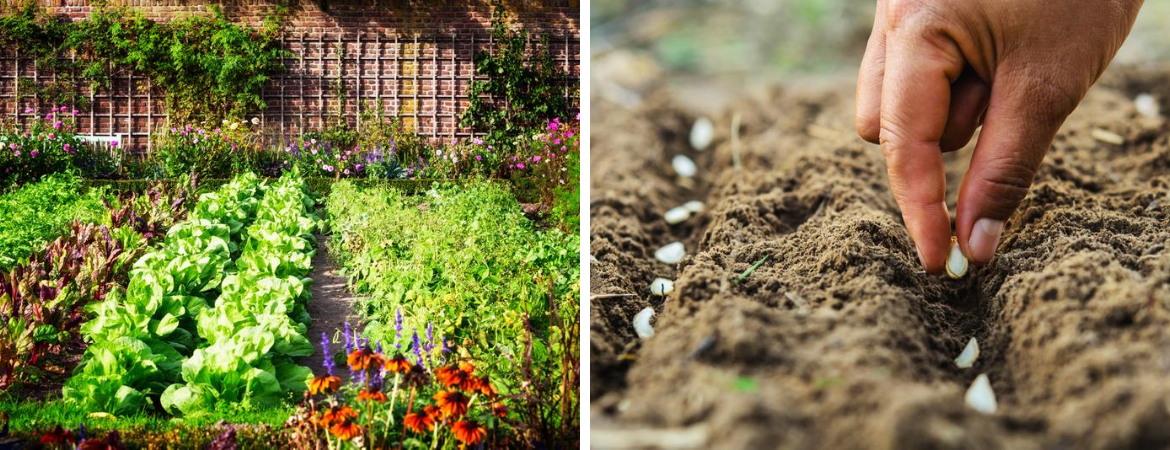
343 323 353 353
412 332 424 366
321 332 335 376
395 307 403 349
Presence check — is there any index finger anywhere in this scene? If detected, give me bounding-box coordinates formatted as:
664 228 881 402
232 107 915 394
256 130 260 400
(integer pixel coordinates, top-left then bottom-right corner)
879 22 965 272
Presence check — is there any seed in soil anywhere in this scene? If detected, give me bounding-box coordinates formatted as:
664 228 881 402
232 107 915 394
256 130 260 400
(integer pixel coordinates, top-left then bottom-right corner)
650 277 675 296
683 200 704 214
946 236 969 279
954 337 979 369
965 373 998 415
664 206 692 224
673 155 698 178
655 241 686 264
1090 128 1125 145
1135 93 1160 119
690 117 715 151
633 307 656 339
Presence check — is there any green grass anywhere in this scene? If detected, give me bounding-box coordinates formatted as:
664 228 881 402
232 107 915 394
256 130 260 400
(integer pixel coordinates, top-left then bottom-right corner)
0 397 293 447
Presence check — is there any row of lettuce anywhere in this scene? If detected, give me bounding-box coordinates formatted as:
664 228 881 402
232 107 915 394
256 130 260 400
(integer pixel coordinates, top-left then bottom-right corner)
63 171 321 416
0 173 193 392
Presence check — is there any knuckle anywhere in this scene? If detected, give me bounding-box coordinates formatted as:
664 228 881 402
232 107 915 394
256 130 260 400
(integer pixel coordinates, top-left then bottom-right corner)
885 0 939 33
855 115 881 143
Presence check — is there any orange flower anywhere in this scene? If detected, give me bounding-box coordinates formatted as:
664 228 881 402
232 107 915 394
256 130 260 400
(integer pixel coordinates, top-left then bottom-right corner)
474 375 498 397
347 348 385 372
491 401 509 418
318 405 359 428
358 387 387 403
309 375 341 395
403 411 435 433
435 365 470 389
423 405 441 419
458 361 475 374
452 420 487 445
330 418 363 441
384 353 413 374
433 390 470 419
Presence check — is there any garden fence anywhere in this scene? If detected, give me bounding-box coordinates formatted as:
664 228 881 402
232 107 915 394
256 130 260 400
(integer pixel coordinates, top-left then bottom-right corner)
0 30 580 151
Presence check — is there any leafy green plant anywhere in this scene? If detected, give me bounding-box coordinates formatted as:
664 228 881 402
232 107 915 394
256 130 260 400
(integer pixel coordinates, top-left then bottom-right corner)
0 4 288 121
64 173 266 414
0 172 108 270
460 1 574 150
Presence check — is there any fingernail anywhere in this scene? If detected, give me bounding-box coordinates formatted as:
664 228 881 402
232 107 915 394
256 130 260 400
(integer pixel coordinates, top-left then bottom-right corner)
969 218 1004 264
915 243 927 268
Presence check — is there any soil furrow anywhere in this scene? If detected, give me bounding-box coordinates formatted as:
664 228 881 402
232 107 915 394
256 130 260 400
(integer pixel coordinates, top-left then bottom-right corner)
592 72 1170 449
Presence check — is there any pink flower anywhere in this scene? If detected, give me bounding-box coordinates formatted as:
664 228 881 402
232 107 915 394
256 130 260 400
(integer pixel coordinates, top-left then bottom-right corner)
30 150 38 158
566 131 574 137
47 134 55 140
472 138 483 145
532 156 542 163
475 155 482 161
64 143 71 153
22 108 32 114
13 150 19 157
343 168 350 175
311 149 318 155
45 113 53 120
53 121 62 130
111 141 119 148
547 122 558 131
355 164 363 171
517 163 526 170
561 146 567 152
550 153 556 159
553 139 561 145
72 109 79 116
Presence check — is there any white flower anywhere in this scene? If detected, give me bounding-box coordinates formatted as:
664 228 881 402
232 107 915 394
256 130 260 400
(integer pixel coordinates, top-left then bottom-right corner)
436 149 443 156
222 119 229 125
251 117 260 125
230 122 239 130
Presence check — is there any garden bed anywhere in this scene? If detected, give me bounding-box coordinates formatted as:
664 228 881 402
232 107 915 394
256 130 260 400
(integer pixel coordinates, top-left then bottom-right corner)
590 68 1170 449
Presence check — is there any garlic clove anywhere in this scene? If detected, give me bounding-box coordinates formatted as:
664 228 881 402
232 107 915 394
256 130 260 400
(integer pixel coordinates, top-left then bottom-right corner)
655 241 686 264
664 206 692 225
672 155 698 178
683 200 705 214
964 373 998 414
650 278 675 296
1135 93 1160 120
946 236 969 279
690 117 715 151
954 337 980 369
633 307 656 339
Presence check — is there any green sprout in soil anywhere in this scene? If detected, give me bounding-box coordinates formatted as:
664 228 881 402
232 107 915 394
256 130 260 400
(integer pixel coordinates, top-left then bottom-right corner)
733 255 770 285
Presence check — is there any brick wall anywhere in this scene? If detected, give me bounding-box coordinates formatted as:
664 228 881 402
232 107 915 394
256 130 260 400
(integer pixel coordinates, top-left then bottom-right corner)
0 0 580 150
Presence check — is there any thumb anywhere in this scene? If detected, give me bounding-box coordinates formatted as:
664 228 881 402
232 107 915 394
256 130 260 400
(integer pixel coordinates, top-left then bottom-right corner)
956 69 1082 264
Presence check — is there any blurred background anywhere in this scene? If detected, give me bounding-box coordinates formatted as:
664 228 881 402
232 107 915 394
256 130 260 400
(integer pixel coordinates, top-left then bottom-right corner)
591 0 1170 113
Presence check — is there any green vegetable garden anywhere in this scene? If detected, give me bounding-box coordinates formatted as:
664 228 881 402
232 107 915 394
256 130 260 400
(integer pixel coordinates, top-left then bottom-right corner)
0 2 579 448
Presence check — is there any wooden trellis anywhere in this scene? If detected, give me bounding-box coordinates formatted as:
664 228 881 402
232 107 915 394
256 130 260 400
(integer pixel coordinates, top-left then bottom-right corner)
0 30 580 151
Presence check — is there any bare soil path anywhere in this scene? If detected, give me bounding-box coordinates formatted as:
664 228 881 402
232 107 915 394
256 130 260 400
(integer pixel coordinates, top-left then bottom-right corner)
301 231 362 378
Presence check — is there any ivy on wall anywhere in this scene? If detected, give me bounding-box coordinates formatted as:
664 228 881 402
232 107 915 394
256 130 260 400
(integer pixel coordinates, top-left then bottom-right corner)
0 2 289 122
460 0 574 150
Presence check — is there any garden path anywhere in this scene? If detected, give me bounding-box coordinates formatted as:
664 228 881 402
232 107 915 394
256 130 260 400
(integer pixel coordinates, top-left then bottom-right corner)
301 232 362 379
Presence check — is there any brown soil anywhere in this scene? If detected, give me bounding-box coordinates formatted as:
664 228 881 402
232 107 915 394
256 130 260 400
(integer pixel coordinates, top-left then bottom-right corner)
589 69 1170 449
300 231 362 379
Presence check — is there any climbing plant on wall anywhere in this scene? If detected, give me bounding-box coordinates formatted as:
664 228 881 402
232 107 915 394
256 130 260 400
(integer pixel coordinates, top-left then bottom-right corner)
0 2 289 122
460 0 574 150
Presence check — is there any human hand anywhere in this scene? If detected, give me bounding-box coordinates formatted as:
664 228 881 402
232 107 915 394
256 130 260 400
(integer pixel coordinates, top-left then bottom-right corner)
855 0 1143 273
